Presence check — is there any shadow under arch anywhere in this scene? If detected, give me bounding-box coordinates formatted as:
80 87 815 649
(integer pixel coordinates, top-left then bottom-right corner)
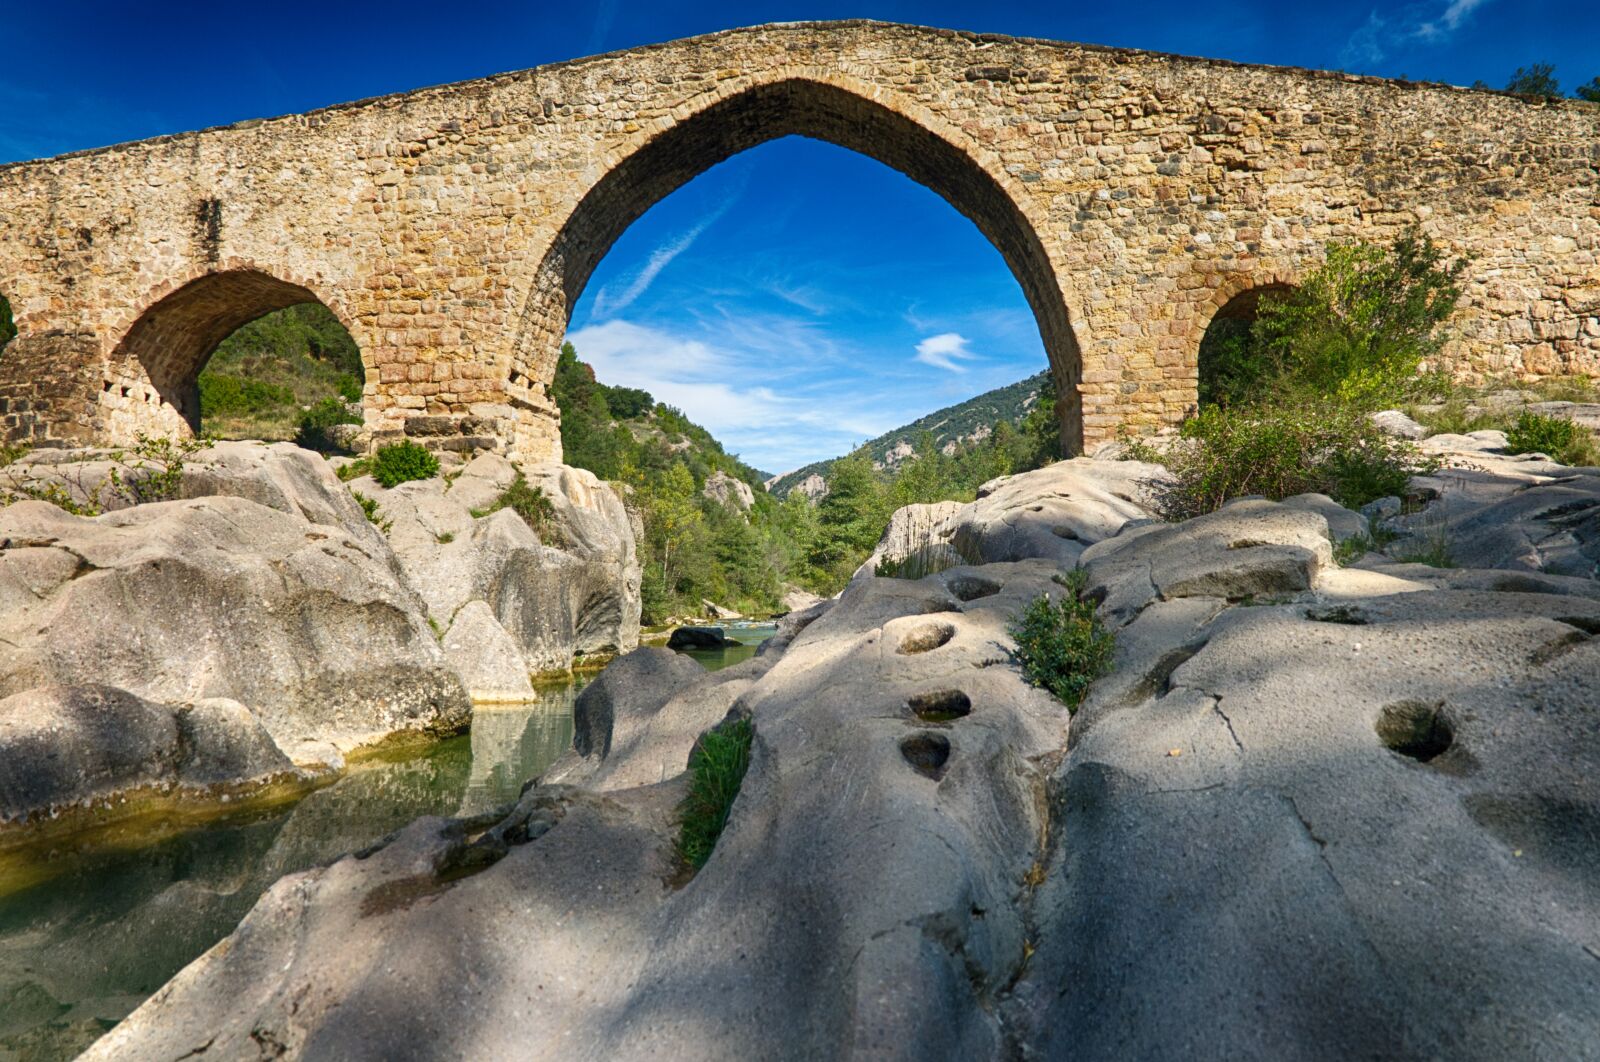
108 268 357 437
1195 280 1297 410
509 74 1084 458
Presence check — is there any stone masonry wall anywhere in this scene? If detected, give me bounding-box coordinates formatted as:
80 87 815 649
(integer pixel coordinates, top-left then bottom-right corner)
0 20 1595 456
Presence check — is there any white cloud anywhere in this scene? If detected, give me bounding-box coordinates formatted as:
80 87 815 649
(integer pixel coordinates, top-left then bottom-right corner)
1417 0 1490 38
564 319 899 471
591 200 737 319
1340 0 1495 66
914 332 980 373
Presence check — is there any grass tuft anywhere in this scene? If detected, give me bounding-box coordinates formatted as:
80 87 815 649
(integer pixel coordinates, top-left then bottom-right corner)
676 717 754 872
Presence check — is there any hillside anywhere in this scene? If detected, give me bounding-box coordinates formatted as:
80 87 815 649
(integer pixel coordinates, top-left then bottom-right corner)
766 370 1049 497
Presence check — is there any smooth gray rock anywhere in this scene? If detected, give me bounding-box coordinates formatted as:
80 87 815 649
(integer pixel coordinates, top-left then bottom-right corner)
80 476 1600 1062
1370 408 1429 439
441 601 535 703
1281 491 1369 544
1080 498 1334 626
0 686 293 822
370 455 642 675
0 496 469 765
863 458 1163 576
541 646 709 786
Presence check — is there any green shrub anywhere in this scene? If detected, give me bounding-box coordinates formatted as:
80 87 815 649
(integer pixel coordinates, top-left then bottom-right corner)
676 716 754 871
1505 410 1580 457
370 440 439 488
105 434 212 506
1009 570 1116 713
295 397 362 453
197 374 296 418
1141 404 1433 521
481 472 563 544
336 374 363 404
351 490 391 532
1252 231 1465 411
1198 316 1274 409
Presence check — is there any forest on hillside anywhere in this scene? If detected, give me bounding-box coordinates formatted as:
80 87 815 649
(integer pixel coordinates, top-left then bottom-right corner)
552 342 1060 622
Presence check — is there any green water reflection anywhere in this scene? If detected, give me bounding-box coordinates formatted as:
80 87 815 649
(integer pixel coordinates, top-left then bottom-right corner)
0 625 776 1059
0 681 584 1060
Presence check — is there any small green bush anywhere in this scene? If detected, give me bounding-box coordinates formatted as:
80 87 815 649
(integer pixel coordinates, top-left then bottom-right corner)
198 373 295 418
1009 569 1116 714
351 489 391 532
1505 410 1580 457
676 716 754 871
295 397 362 452
1141 404 1433 521
482 472 563 544
370 440 439 488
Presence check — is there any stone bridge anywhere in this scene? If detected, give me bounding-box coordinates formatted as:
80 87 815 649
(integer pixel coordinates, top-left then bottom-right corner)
1 20 1596 459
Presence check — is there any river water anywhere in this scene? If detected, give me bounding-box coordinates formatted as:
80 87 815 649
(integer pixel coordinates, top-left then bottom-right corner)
0 625 774 1060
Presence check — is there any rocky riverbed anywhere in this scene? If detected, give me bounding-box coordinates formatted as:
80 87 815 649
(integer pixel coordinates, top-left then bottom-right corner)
77 431 1600 1060
0 442 641 842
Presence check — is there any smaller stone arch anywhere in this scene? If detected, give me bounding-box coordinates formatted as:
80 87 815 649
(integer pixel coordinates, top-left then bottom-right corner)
104 266 363 442
1194 276 1297 410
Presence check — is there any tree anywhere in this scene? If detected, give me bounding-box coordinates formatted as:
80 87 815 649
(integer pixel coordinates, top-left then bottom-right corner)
1576 77 1600 103
641 462 705 610
1017 373 1060 466
1252 229 1465 410
1506 63 1560 98
806 452 885 586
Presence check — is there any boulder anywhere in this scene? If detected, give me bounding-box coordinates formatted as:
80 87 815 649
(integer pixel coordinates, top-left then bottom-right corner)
365 454 642 676
1369 409 1429 439
0 685 294 824
666 626 732 649
1080 498 1334 627
703 471 755 511
441 601 535 703
0 496 470 765
863 459 1163 577
700 599 741 620
541 646 709 785
778 586 824 614
1280 491 1369 544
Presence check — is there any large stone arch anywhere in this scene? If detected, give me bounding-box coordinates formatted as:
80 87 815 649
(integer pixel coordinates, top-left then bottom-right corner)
101 265 367 441
506 71 1085 463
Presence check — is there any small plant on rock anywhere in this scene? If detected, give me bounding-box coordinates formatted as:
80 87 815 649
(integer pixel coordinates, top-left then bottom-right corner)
104 433 212 506
351 490 391 533
676 716 754 872
1009 569 1116 714
483 472 564 545
295 397 362 453
369 440 439 488
1505 410 1578 456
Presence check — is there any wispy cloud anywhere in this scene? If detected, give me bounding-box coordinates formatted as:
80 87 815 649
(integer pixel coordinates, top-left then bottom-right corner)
564 318 898 471
1417 0 1491 38
1341 0 1495 66
914 333 980 373
587 0 620 53
590 192 743 320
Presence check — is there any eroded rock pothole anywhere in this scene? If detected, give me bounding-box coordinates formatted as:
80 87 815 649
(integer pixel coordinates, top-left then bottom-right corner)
900 732 952 780
1376 700 1455 763
908 689 972 723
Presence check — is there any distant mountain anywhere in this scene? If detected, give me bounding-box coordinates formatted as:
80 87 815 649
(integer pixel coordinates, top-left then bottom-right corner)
766 370 1049 498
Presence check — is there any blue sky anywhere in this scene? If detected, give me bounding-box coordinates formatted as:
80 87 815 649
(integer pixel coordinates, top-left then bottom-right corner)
3 1 1594 472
